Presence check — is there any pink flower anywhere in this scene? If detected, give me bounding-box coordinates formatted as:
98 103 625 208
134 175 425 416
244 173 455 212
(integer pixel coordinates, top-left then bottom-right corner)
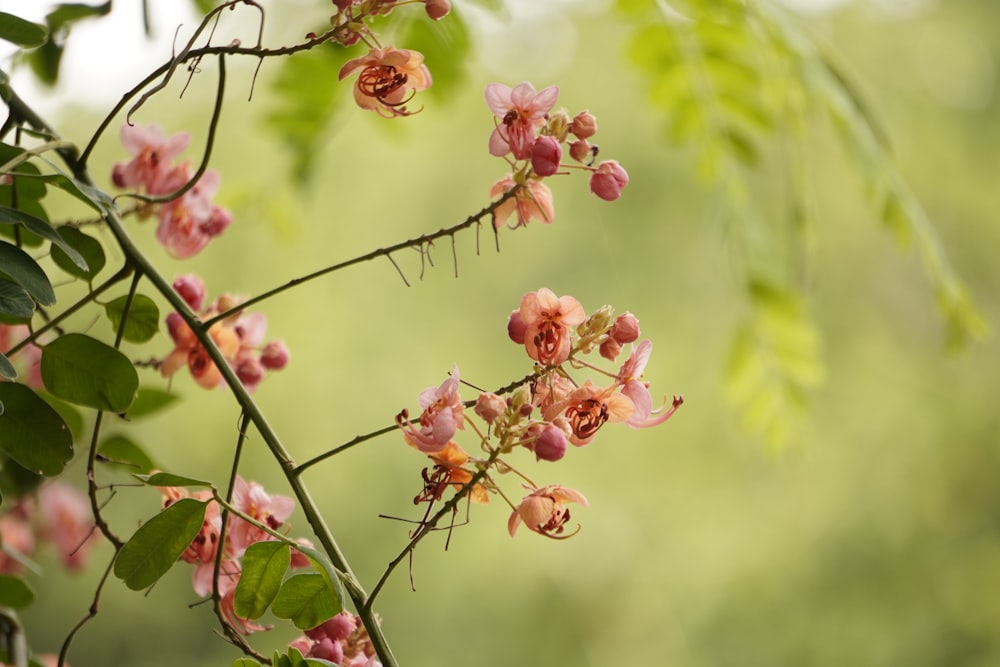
530 135 562 177
161 313 241 389
38 481 99 571
517 288 586 366
590 160 629 201
615 340 684 428
508 485 589 538
0 324 43 388
474 392 506 424
229 475 295 556
423 0 451 19
173 274 206 311
339 46 432 117
112 123 190 191
485 82 559 160
397 366 465 453
570 111 598 139
542 380 635 446
490 175 555 228
0 511 34 575
260 341 290 370
154 166 232 258
522 422 569 462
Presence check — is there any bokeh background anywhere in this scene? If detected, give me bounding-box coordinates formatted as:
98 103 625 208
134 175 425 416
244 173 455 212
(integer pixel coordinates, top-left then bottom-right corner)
5 0 1000 665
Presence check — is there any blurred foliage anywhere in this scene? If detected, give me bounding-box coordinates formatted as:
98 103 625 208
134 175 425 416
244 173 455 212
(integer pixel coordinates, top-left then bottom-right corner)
0 1 998 666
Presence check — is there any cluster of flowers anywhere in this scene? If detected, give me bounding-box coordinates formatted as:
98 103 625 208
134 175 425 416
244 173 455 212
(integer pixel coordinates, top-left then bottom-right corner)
328 0 447 118
0 481 99 575
0 323 42 388
112 123 232 258
486 82 631 229
289 610 381 666
161 274 289 391
159 475 311 635
397 288 682 538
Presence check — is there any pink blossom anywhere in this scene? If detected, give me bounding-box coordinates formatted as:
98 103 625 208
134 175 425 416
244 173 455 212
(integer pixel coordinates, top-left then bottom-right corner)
229 475 296 556
590 160 629 201
0 324 43 388
474 392 507 424
531 135 562 176
173 274 206 311
485 82 559 160
570 111 598 139
260 341 290 370
112 123 189 191
615 340 684 428
517 288 586 366
508 485 589 538
423 0 451 19
38 481 99 571
0 512 34 575
542 380 635 446
154 166 232 259
490 175 554 228
397 367 465 453
569 139 595 164
523 422 569 462
339 46 432 117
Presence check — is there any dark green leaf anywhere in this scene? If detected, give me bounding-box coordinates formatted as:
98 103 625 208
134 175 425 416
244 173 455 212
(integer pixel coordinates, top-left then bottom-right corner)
98 434 155 473
40 332 138 411
52 226 105 280
0 382 73 475
135 471 213 488
0 240 56 305
125 387 179 419
0 574 34 609
234 541 290 620
39 391 84 439
104 294 159 343
271 573 340 630
0 351 15 380
0 206 87 270
0 279 34 319
114 497 207 590
0 12 48 48
36 173 114 214
46 2 112 31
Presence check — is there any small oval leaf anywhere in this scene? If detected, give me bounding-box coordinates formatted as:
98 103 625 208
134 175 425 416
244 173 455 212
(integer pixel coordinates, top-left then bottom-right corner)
104 294 159 343
0 206 87 270
0 240 55 305
135 471 213 488
52 227 105 280
271 573 340 630
40 333 138 411
98 434 155 473
0 574 34 609
0 382 73 475
113 497 207 591
125 387 179 419
0 278 35 319
234 541 290 620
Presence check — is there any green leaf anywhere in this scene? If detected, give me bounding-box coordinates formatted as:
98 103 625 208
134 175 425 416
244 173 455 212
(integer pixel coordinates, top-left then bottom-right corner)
396 9 470 104
40 333 138 412
0 351 14 380
104 294 159 343
231 660 262 667
265 43 354 183
23 2 111 87
234 541 291 620
135 471 213 488
0 279 34 319
114 497 207 590
39 391 85 439
0 240 55 305
125 387 179 419
0 206 88 271
0 574 34 609
98 434 155 473
271 573 340 630
0 382 73 475
52 226 105 280
0 12 48 48
35 173 113 214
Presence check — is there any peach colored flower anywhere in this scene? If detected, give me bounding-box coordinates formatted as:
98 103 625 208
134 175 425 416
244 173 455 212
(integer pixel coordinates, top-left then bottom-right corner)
153 164 232 259
415 440 489 505
397 366 465 453
517 288 586 366
508 484 589 538
38 481 100 571
485 82 559 160
339 46 432 117
542 380 635 446
161 313 241 389
0 512 34 575
489 175 555 228
229 475 295 556
112 123 190 191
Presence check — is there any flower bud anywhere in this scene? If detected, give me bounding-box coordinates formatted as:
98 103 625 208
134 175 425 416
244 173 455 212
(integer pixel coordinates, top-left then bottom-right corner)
320 612 356 641
424 0 451 19
570 111 598 139
236 355 265 389
531 424 568 462
611 311 640 344
260 341 290 370
205 206 232 236
569 139 594 163
531 135 562 177
172 274 206 311
589 160 629 201
311 637 344 664
599 337 622 362
507 309 526 344
475 392 507 424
